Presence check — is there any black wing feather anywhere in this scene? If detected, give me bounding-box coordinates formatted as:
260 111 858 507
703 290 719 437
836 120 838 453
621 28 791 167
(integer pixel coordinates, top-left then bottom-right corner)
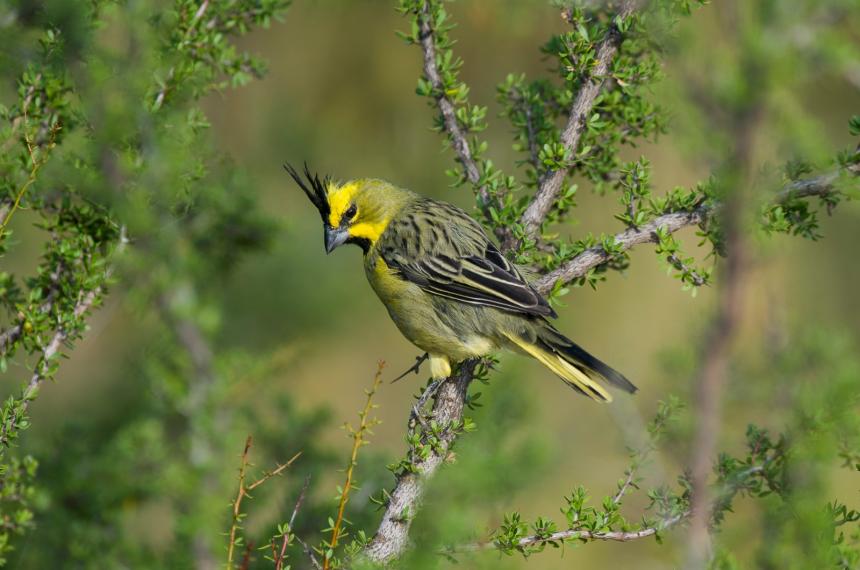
386 242 557 318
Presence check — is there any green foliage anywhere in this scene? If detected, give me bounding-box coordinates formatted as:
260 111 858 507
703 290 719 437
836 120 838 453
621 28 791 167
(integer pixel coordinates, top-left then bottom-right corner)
0 1 857 568
151 0 290 110
0 0 298 565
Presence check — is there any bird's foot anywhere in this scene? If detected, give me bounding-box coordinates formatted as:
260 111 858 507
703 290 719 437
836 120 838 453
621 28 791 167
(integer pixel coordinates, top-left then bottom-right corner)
409 376 444 432
391 352 429 384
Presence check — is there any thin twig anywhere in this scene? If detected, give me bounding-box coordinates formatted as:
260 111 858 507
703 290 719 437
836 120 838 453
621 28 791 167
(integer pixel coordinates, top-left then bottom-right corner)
454 512 689 554
274 474 311 570
667 253 708 287
323 361 385 570
415 0 502 233
296 535 323 570
518 0 638 242
227 436 301 570
612 467 638 505
289 474 311 529
247 451 302 492
227 436 253 570
0 115 60 238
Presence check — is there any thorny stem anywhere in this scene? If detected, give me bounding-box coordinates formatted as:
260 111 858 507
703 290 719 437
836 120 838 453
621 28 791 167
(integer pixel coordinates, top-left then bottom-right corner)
323 361 385 569
226 436 253 570
273 474 311 570
226 437 301 570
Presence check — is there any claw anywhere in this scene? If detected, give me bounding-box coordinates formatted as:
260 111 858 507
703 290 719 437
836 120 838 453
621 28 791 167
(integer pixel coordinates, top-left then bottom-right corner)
391 352 429 384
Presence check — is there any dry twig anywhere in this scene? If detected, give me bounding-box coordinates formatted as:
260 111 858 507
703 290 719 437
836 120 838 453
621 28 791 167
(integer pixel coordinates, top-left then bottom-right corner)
226 436 301 570
323 361 385 569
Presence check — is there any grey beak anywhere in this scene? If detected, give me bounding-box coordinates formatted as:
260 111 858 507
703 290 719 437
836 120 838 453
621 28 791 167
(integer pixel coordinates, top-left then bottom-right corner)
324 225 349 253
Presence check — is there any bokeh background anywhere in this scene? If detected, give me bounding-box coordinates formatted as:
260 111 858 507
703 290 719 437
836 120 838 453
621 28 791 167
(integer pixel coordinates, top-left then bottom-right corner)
2 1 859 568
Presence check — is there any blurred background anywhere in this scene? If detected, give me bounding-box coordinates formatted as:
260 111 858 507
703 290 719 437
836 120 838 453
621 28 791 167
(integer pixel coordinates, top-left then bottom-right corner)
1 1 858 568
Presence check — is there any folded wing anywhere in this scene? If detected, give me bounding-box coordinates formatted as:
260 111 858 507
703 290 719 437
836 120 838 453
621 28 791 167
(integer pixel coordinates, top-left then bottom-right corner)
385 242 557 318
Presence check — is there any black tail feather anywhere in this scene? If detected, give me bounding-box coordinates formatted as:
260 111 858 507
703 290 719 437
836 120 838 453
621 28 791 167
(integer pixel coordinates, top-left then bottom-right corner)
539 326 637 394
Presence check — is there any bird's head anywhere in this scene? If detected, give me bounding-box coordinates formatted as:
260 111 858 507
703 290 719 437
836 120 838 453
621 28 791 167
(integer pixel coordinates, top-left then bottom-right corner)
285 163 412 254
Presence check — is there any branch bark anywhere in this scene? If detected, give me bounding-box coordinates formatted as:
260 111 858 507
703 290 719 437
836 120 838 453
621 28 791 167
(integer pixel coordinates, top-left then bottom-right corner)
363 360 475 563
415 0 514 244
417 3 483 202
518 0 637 242
454 512 688 554
534 165 857 295
533 207 708 294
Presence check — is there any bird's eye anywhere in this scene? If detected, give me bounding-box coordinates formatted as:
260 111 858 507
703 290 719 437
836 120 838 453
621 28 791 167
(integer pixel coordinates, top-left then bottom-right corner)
345 204 358 221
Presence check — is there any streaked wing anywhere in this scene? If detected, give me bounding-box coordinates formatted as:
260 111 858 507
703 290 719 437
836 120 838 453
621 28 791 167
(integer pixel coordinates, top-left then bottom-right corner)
386 241 557 318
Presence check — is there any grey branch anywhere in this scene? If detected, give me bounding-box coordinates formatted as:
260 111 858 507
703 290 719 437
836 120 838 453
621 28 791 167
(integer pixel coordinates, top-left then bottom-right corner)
685 100 761 568
0 261 68 356
533 166 857 295
518 0 637 240
533 208 708 294
363 360 476 564
454 512 688 554
417 0 502 231
776 161 859 202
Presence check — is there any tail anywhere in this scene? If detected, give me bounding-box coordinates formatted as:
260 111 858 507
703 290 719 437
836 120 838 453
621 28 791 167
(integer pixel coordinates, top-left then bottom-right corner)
504 324 636 403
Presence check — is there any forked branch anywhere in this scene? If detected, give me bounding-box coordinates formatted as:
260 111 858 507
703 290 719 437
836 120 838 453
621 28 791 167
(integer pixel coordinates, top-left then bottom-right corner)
518 0 638 241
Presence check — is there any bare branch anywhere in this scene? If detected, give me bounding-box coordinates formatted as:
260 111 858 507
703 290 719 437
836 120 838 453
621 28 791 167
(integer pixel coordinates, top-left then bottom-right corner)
295 535 323 570
289 474 311 530
226 436 253 570
247 451 302 492
519 0 637 240
227 437 301 570
273 474 312 570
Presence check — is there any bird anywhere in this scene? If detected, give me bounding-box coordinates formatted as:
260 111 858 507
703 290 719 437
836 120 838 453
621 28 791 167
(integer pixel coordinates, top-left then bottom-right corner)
286 163 636 402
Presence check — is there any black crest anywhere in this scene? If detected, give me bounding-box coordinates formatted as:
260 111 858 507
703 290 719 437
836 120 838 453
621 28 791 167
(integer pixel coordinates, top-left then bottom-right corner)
284 162 331 222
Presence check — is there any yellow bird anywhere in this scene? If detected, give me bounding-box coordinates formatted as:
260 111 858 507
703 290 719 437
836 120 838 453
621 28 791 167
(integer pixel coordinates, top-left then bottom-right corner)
287 164 635 402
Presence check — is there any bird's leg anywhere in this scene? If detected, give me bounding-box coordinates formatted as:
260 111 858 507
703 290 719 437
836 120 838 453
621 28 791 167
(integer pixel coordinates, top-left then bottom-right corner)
409 376 445 431
391 352 429 384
